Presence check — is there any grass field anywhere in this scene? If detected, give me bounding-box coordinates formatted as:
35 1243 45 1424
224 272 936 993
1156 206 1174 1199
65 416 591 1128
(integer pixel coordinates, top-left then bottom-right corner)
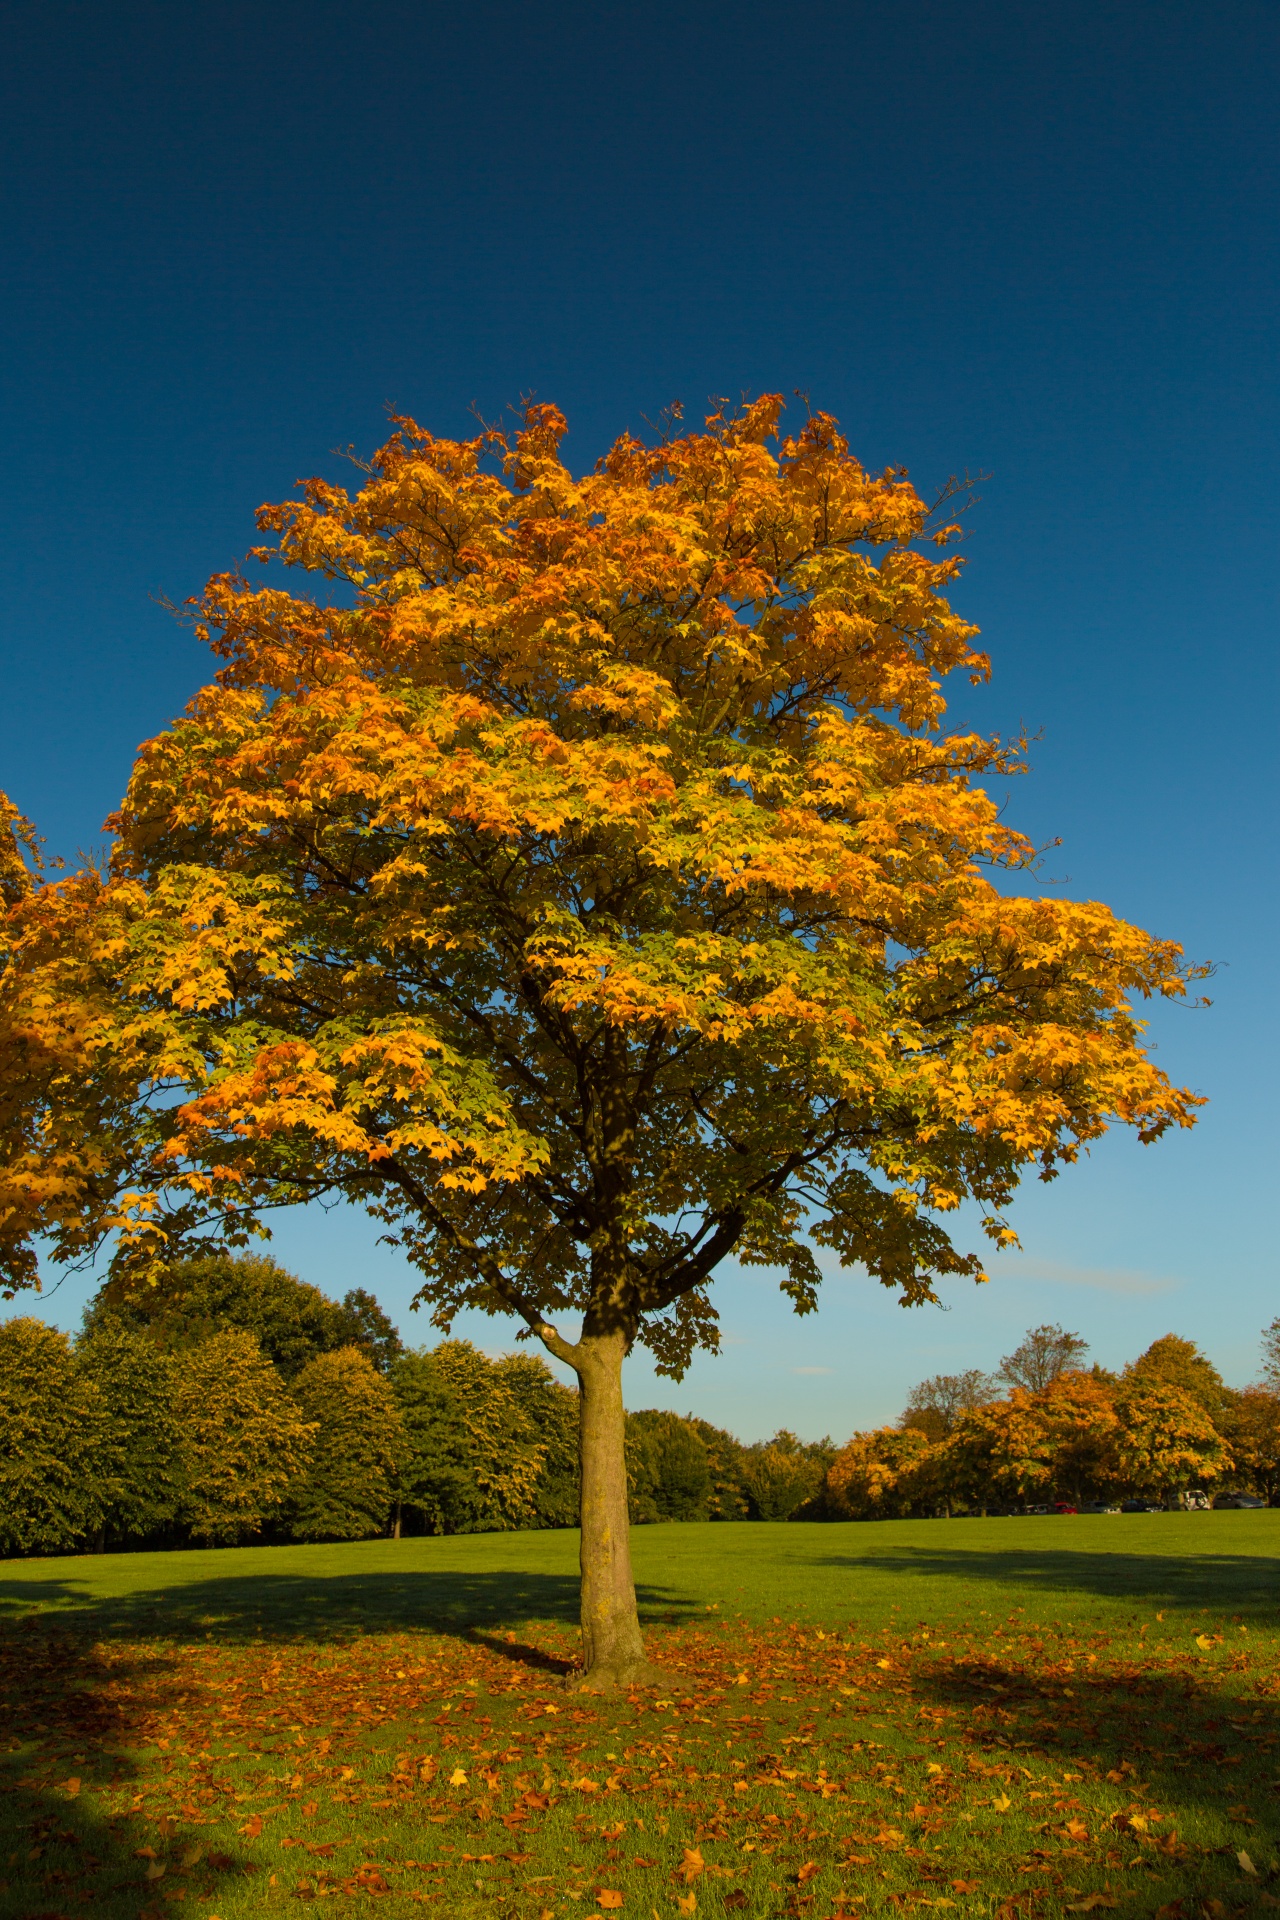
3 1514 1279 1919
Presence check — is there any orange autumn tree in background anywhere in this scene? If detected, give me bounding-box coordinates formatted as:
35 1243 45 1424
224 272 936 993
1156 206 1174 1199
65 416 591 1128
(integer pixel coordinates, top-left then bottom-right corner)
0 397 1204 1687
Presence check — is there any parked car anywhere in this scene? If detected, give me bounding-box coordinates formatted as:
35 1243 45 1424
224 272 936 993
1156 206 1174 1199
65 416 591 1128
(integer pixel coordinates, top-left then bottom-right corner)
1077 1502 1121 1514
1177 1490 1211 1511
1053 1502 1078 1514
1025 1504 1055 1515
1213 1492 1268 1509
1120 1498 1165 1513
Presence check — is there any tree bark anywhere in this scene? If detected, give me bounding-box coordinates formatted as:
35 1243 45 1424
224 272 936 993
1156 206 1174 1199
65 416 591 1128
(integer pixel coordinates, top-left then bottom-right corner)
570 1326 670 1693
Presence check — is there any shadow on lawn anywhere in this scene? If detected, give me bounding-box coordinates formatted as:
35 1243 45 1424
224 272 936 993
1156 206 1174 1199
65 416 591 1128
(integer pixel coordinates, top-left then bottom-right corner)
0 1567 695 1645
819 1545 1280 1621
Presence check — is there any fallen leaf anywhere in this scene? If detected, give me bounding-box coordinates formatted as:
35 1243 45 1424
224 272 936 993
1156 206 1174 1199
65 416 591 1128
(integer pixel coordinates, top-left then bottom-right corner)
952 1882 980 1895
678 1848 705 1884
1065 1899 1117 1913
449 1767 468 1787
145 1861 166 1881
676 1897 697 1918
1063 1818 1090 1840
992 1793 1012 1812
59 1775 81 1797
239 1815 264 1839
797 1862 819 1884
1238 1850 1258 1876
1195 1633 1215 1651
597 1894 624 1911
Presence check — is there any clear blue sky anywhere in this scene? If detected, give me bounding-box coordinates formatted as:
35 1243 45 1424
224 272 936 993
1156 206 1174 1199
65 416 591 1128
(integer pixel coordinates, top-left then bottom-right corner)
2 0 1276 1437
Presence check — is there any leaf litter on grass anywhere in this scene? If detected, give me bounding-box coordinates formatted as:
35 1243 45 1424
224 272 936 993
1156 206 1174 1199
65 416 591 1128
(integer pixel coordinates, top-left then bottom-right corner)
2 1607 1280 1916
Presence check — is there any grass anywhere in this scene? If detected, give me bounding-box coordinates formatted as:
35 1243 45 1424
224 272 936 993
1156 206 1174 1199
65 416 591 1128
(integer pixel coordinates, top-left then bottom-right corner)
3 1514 1280 1919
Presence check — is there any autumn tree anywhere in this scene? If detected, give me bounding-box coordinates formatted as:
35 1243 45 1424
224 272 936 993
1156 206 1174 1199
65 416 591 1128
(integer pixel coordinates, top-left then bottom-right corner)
1112 1381 1226 1502
0 399 1205 1687
824 1425 937 1520
1217 1388 1280 1504
285 1346 405 1540
1124 1334 1225 1419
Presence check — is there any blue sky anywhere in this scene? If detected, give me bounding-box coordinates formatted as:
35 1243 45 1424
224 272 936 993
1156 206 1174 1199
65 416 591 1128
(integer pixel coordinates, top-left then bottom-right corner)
2 0 1277 1436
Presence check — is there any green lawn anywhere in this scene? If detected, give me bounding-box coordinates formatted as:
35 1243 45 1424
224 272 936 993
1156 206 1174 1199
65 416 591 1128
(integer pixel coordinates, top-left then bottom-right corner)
3 1515 1279 1918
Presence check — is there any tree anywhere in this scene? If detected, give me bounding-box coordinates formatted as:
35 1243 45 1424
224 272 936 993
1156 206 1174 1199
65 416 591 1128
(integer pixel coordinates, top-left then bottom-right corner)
1218 1388 1280 1504
0 1318 105 1555
1124 1333 1225 1418
285 1346 405 1540
76 1321 184 1545
902 1368 994 1434
685 1416 750 1519
1112 1381 1226 1501
391 1341 564 1534
172 1328 316 1543
0 399 1204 1687
998 1325 1090 1394
739 1430 834 1519
626 1410 711 1521
824 1425 936 1520
1261 1318 1280 1393
83 1252 401 1380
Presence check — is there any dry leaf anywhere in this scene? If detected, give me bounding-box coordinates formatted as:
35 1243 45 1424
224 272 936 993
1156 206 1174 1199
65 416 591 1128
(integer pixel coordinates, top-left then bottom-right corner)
992 1793 1012 1812
449 1767 468 1787
678 1848 705 1883
597 1894 624 1911
59 1775 81 1797
1238 1850 1258 1876
1064 1898 1117 1913
676 1897 697 1918
796 1861 819 1884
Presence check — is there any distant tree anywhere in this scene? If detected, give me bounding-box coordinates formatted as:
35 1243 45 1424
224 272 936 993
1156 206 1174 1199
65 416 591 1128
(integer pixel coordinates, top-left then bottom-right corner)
944 1391 1060 1508
1217 1388 1280 1504
1261 1319 1280 1394
391 1341 556 1534
740 1430 835 1521
685 1416 750 1519
902 1368 994 1434
76 1322 184 1545
626 1411 711 1522
501 1352 580 1529
1112 1380 1226 1501
1124 1334 1225 1418
824 1426 937 1520
998 1324 1089 1394
1033 1371 1121 1502
173 1328 316 1543
328 1287 403 1373
84 1252 401 1380
0 1318 105 1555
285 1347 405 1541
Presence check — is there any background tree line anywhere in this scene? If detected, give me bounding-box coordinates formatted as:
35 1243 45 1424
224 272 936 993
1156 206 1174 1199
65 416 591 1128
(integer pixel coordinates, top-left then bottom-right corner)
824 1322 1280 1519
4 1271 1276 1558
0 1255 834 1556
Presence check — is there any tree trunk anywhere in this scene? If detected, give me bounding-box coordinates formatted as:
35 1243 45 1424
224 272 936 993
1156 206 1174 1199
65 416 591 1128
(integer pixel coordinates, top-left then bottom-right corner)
571 1327 670 1693
391 1500 402 1541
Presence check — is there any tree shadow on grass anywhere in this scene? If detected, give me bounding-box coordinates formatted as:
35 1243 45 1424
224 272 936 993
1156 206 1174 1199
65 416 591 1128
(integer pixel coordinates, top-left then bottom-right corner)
908 1640 1280 1897
0 1566 696 1647
0 1570 695 1917
816 1546 1280 1623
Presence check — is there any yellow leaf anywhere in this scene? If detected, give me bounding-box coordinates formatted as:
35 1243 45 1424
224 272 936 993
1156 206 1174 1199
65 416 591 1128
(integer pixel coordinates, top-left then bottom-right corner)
1195 1632 1215 1650
676 1898 697 1918
1239 1850 1259 1876
597 1893 624 1911
678 1848 705 1883
449 1767 468 1787
992 1793 1012 1812
145 1860 166 1880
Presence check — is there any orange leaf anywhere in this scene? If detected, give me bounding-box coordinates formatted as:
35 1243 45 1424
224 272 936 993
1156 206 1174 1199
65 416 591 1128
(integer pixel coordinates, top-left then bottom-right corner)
678 1848 705 1884
597 1894 624 1911
797 1861 819 1884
